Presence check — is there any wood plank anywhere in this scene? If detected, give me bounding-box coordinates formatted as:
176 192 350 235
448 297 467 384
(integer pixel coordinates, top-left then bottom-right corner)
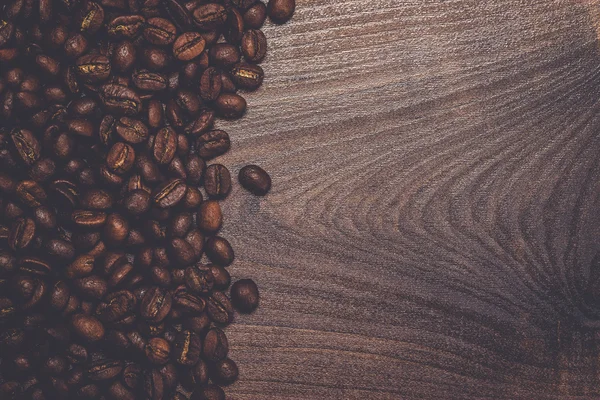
214 0 600 398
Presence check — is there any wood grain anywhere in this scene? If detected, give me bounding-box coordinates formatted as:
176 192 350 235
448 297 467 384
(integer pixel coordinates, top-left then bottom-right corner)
213 0 600 398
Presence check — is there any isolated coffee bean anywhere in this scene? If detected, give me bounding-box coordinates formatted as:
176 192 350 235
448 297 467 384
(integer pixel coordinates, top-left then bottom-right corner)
239 164 272 195
267 0 295 23
231 279 259 312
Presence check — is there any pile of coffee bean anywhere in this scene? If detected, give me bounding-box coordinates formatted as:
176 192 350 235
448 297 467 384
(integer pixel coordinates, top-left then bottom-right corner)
0 0 294 398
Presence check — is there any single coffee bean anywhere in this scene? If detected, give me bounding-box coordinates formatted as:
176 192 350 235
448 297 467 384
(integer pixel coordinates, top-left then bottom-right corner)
267 0 295 24
116 117 149 144
95 290 137 323
76 54 112 83
8 217 35 251
71 210 107 230
132 70 168 91
231 279 259 312
141 287 172 323
199 67 222 102
244 1 267 29
75 275 108 300
231 62 264 90
214 93 246 119
173 286 205 314
11 128 41 166
241 29 267 63
153 178 187 208
82 189 114 210
145 337 171 364
64 33 89 59
87 359 123 381
226 8 245 44
123 189 151 216
192 4 227 31
69 97 99 117
205 236 234 266
153 127 177 165
185 265 214 294
173 32 205 61
30 158 56 183
204 164 231 199
71 314 105 342
210 265 231 290
143 369 164 400
174 89 201 116
142 46 171 71
231 0 258 10
173 330 201 366
76 1 105 34
239 164 272 195
145 17 177 46
104 212 130 245
99 84 142 116
107 15 146 39
184 109 215 136
197 200 222 233
169 237 196 266
123 363 142 389
112 40 137 73
212 358 238 385
190 385 225 400
196 130 230 160
107 142 136 174
66 119 95 138
185 155 206 185
206 292 234 324
99 114 116 145
45 238 76 261
108 381 135 400
167 212 193 238
183 187 203 209
184 313 211 335
202 327 228 361
209 43 240 68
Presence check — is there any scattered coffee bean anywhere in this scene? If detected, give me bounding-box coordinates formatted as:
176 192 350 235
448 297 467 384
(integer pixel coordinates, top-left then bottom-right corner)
231 279 260 313
239 164 272 195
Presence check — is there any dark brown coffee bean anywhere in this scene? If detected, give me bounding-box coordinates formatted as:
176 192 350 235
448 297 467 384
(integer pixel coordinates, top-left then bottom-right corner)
192 4 227 31
142 46 171 71
205 236 234 266
113 40 137 73
107 15 146 39
226 8 245 43
87 359 123 381
153 127 177 165
212 358 238 385
76 1 105 34
72 231 101 251
145 17 177 46
147 99 164 128
244 1 267 29
183 229 204 261
8 217 35 251
185 265 214 294
169 237 196 266
190 384 225 400
30 158 56 183
36 54 61 76
209 265 230 290
242 29 267 63
32 206 56 231
232 0 257 9
231 62 264 90
167 212 193 238
108 261 134 288
100 165 125 186
214 93 246 119
145 337 171 364
173 32 205 61
65 255 95 279
206 292 234 324
69 97 99 117
75 275 108 300
132 70 167 91
99 115 116 145
82 189 114 210
108 381 135 400
104 213 130 246
72 210 107 229
45 238 75 261
173 330 201 366
99 84 142 116
199 67 222 102
204 164 231 198
96 290 136 323
175 89 201 116
123 363 142 389
66 119 95 137
197 200 222 233
183 186 203 209
231 279 259 312
166 97 185 127
43 355 68 376
209 43 240 68
143 369 164 400
267 0 295 23
64 33 88 59
71 314 105 342
170 156 187 179
202 327 228 362
76 54 111 83
196 130 230 160
141 287 172 323
116 117 149 144
123 189 151 215
184 109 215 136
11 128 40 166
66 344 89 365
107 142 135 174
239 164 272 195
154 178 187 208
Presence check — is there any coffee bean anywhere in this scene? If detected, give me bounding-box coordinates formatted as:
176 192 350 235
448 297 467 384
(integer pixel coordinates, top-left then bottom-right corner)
143 368 164 400
76 54 112 83
239 164 272 195
71 314 105 342
122 363 142 389
185 265 214 294
231 279 259 312
141 287 172 323
169 237 196 266
107 15 146 39
184 109 215 136
206 292 234 324
82 189 114 210
8 217 36 251
231 62 264 90
74 275 108 300
108 381 135 400
123 189 151 215
104 212 130 246
210 43 240 68
197 200 222 233
173 32 205 61
45 238 75 261
95 290 137 323
242 29 267 63
107 142 135 174
204 164 231 199
145 17 177 46
196 130 230 159
132 70 168 91
71 210 107 230
173 330 201 366
153 127 177 164
153 178 187 208
145 337 171 364
244 1 267 29
11 128 41 166
99 84 142 116
76 1 105 34
267 0 295 23
210 265 231 290
199 67 222 102
192 4 227 31
190 384 225 400
87 358 123 381
214 93 246 119
203 327 228 362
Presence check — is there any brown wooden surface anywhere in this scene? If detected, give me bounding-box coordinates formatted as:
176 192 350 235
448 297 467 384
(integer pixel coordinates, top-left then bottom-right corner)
214 1 600 398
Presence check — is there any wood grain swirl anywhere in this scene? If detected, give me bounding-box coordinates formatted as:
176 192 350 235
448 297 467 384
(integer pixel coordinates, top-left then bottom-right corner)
213 0 600 398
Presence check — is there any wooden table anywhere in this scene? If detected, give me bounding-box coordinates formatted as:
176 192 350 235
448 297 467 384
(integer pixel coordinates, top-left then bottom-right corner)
216 1 600 398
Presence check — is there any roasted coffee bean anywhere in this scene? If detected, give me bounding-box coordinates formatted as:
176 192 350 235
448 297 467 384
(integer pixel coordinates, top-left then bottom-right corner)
123 363 142 389
107 142 136 174
214 93 246 119
153 178 186 208
87 358 123 381
173 330 201 366
167 212 193 238
199 67 222 102
169 237 196 266
196 130 230 159
174 89 201 116
173 32 205 61
143 368 164 400
210 265 231 290
173 286 205 313
182 186 203 209
104 212 130 245
75 275 108 300
212 358 238 385
112 40 137 73
141 287 172 323
231 62 264 90
209 43 240 68
185 265 214 294
45 238 75 261
145 17 177 46
50 281 71 311
116 117 149 144
203 327 229 362
231 279 259 312
65 255 95 279
30 158 56 183
96 290 136 323
205 236 234 266
123 189 151 215
145 337 171 364
11 128 40 166
184 109 215 136
226 8 245 44
204 164 231 198
132 70 167 91
192 4 227 31
72 210 107 229
153 127 177 164
206 292 234 324
142 46 171 71
76 1 105 34
267 0 295 23
244 1 267 29
64 33 89 59
107 15 146 39
108 381 135 400
76 54 112 83
69 97 99 117
71 314 105 342
185 155 205 185
242 29 267 62
239 164 272 195
8 217 36 251
190 385 225 400
82 189 114 210
99 84 142 116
